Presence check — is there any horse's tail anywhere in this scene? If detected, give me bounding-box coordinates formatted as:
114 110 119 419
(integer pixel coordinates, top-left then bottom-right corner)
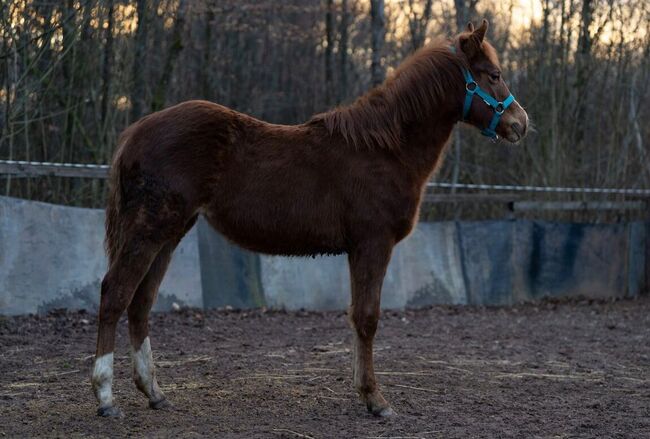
104 129 131 265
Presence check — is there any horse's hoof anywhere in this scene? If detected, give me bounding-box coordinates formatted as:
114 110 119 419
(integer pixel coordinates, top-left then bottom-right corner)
97 406 123 418
374 406 396 417
367 403 396 417
149 398 172 410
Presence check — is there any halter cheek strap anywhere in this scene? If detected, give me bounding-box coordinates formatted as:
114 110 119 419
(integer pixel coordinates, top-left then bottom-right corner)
450 46 516 139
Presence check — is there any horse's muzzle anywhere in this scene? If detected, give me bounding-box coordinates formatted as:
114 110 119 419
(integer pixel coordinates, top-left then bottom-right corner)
510 122 525 142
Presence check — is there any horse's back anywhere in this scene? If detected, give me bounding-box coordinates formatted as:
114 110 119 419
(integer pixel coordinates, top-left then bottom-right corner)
109 100 348 254
109 99 416 256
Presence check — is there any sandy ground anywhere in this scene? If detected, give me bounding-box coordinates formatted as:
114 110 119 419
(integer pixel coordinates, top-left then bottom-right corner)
1 297 650 438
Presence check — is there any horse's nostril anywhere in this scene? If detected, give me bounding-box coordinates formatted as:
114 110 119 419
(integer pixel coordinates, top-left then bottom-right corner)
511 122 522 139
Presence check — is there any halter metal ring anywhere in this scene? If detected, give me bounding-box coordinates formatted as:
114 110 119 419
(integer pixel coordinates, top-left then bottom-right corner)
466 81 477 92
495 103 505 114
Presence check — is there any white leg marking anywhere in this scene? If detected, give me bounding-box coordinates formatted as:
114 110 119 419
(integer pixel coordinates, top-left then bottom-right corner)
131 336 164 402
92 353 114 408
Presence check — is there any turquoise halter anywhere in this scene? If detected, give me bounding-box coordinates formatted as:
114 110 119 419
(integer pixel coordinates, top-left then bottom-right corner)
451 46 515 139
461 68 515 138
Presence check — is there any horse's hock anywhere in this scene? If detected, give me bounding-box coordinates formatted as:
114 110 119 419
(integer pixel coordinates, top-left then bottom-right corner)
0 195 647 315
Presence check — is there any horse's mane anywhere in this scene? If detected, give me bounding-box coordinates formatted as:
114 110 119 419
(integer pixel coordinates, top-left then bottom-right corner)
310 39 468 150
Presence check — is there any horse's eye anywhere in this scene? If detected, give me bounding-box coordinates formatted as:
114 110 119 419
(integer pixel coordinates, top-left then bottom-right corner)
489 72 501 82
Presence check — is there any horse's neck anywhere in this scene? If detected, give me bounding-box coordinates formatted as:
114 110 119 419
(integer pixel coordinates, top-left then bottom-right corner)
395 110 458 184
319 64 463 183
362 77 461 182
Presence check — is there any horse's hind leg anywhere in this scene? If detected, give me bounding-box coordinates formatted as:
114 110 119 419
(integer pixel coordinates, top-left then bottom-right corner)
128 215 196 409
348 237 394 417
92 234 166 417
127 241 175 409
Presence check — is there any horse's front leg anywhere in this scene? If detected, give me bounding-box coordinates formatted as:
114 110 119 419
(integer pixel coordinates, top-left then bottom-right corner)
348 237 395 417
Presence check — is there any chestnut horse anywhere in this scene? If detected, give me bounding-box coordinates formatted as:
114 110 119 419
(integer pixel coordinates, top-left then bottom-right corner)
92 20 528 418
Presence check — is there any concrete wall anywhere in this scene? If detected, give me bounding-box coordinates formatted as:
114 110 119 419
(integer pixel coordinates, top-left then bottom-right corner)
0 196 646 315
197 217 265 309
260 222 468 310
261 220 647 309
0 196 201 315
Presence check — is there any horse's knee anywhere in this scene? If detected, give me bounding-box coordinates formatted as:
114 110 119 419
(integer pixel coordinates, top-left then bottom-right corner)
351 304 380 339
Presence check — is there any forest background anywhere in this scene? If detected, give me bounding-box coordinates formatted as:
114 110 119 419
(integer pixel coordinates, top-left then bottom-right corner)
1 0 648 220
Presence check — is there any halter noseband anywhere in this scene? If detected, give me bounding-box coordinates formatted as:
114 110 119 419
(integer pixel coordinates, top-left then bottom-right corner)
451 46 515 139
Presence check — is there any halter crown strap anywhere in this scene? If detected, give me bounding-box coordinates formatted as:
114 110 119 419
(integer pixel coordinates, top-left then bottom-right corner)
450 46 516 139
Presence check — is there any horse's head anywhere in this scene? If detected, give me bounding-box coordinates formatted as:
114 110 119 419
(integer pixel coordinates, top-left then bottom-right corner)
454 20 528 143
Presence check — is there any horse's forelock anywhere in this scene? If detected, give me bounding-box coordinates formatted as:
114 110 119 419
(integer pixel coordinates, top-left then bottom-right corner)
480 41 501 69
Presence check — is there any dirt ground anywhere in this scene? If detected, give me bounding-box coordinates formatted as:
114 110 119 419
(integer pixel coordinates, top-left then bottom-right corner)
1 297 650 438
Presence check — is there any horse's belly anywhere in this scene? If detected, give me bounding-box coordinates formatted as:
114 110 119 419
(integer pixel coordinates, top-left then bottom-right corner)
202 201 347 257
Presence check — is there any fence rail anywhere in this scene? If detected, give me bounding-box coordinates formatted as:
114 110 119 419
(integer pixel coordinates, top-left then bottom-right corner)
426 181 650 196
422 194 648 211
0 160 109 179
2 160 650 212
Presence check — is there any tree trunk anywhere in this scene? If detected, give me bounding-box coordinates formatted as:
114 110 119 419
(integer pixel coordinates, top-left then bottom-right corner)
151 0 188 112
454 0 478 31
131 0 150 121
325 0 334 106
59 0 77 199
451 0 478 192
202 2 215 100
574 0 593 146
408 0 433 52
338 0 349 104
100 0 115 129
370 0 385 87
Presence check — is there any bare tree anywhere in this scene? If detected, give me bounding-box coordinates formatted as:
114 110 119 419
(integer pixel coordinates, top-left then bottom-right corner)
408 0 433 52
454 0 479 30
131 0 150 121
151 0 188 112
100 0 115 129
338 0 349 103
370 0 385 86
201 1 216 100
325 0 335 105
573 0 593 146
450 0 479 194
1 0 648 219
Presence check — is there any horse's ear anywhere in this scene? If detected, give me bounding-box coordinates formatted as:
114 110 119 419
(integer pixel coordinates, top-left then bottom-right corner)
473 19 488 43
461 19 488 59
460 34 481 59
466 22 475 32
